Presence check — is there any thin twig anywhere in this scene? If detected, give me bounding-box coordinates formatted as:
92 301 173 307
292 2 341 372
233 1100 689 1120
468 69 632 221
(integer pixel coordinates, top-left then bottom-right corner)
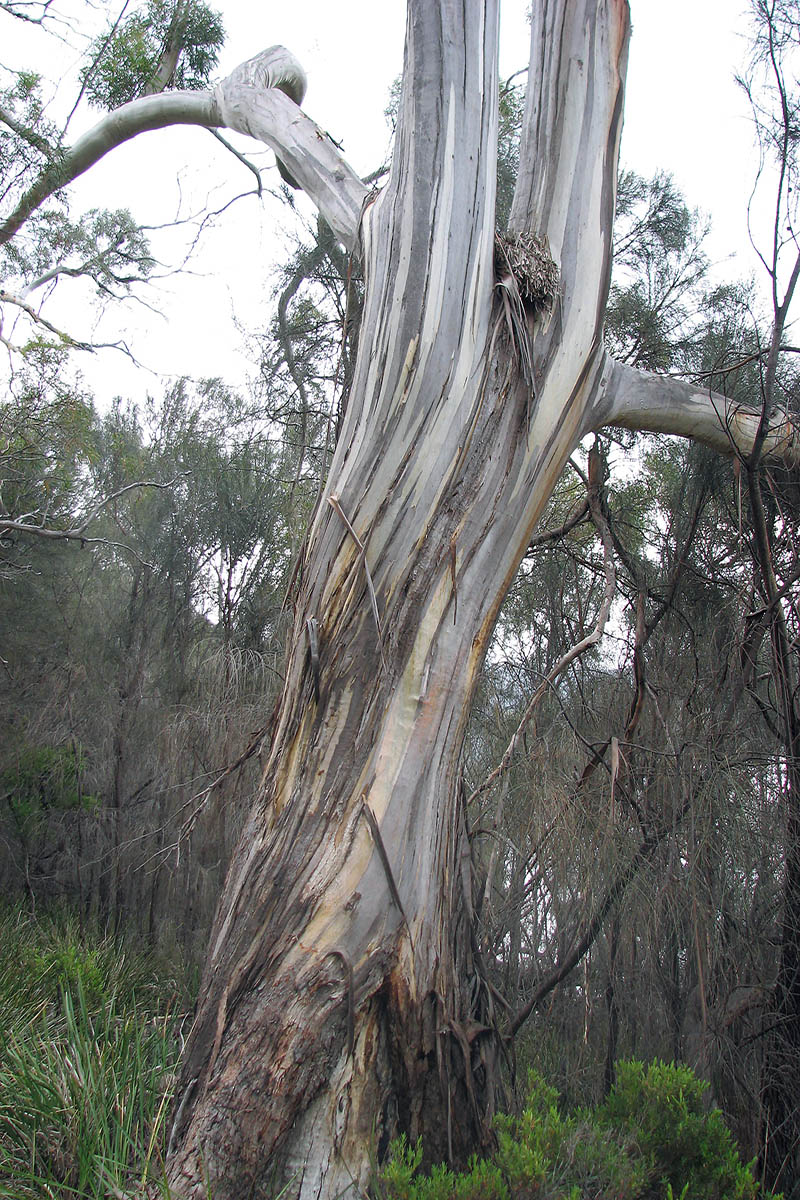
329 493 388 672
208 128 263 195
468 446 615 808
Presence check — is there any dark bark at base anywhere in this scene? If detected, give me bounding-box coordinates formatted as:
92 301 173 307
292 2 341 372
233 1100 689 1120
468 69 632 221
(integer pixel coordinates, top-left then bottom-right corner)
166 793 506 1198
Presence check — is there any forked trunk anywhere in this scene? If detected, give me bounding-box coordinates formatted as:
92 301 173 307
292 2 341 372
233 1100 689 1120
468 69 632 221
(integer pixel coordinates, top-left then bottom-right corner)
166 3 629 1197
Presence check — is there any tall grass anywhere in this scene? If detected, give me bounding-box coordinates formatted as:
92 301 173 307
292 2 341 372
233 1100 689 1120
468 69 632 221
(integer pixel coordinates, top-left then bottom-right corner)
0 905 189 1198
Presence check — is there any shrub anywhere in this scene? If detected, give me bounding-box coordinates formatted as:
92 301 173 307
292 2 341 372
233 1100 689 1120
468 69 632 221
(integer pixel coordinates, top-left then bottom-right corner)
378 1136 508 1200
596 1059 764 1199
377 1061 776 1200
1 741 98 833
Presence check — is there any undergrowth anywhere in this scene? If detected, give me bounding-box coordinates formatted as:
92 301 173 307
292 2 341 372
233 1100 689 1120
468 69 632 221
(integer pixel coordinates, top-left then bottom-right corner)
0 905 779 1200
377 1061 779 1200
0 903 190 1199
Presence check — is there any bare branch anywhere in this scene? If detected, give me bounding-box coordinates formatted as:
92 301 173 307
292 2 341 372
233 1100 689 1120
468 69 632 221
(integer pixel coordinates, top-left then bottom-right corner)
0 0 58 24
208 129 262 196
468 445 616 809
596 354 800 468
0 476 185 544
0 46 367 253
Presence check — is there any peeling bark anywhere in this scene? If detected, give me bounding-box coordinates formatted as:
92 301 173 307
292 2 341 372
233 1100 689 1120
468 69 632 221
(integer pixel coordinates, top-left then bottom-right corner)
165 3 631 1197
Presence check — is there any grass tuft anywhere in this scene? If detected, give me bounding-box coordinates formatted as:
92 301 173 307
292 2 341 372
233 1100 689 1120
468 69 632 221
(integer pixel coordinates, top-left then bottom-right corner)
0 903 189 1198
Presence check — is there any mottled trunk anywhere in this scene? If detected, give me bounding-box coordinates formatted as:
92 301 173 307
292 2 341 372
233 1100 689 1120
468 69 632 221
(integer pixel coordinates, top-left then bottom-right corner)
166 2 628 1197
3 4 800 1194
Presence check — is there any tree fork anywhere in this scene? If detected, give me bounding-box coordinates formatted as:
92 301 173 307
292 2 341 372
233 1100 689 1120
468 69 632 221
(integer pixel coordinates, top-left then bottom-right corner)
163 4 633 1196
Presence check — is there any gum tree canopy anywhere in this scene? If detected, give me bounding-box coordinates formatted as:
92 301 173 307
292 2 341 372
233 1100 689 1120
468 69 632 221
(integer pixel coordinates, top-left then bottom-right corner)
5 1 799 1197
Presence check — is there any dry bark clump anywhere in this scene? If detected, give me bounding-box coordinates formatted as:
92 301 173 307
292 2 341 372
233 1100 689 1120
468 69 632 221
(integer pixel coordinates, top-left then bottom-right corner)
494 230 560 316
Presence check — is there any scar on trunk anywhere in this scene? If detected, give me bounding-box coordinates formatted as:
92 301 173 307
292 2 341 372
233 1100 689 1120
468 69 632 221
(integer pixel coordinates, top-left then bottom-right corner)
324 948 355 1058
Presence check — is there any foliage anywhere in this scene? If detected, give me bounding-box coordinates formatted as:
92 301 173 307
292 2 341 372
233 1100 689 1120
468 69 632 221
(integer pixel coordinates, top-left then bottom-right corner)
605 170 709 371
0 904 189 1198
497 83 524 232
0 375 292 948
1 740 98 833
0 378 97 551
0 70 59 207
3 206 155 300
377 1064 775 1200
83 0 225 109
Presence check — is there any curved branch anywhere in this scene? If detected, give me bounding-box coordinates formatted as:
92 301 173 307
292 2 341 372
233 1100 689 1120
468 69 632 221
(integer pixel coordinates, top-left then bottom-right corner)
0 93 220 247
0 477 183 543
0 46 367 253
594 356 800 469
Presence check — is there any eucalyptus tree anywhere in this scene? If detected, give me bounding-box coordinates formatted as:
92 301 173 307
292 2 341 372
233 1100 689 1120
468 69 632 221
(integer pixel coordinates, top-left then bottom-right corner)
3 3 800 1198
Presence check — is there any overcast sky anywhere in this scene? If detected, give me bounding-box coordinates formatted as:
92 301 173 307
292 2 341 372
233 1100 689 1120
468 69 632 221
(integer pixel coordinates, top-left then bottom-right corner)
2 1 768 408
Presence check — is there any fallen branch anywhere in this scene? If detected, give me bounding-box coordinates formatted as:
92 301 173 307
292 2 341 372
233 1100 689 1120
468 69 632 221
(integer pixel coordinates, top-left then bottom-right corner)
329 492 388 672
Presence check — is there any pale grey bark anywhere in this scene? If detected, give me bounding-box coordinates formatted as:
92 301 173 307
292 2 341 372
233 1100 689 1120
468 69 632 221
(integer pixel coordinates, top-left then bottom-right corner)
594 355 800 466
165 4 634 1198
168 1 800 1195
0 46 365 252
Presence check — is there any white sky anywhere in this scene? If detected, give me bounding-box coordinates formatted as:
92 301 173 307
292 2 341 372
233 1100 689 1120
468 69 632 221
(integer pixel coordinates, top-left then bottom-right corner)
0 0 774 409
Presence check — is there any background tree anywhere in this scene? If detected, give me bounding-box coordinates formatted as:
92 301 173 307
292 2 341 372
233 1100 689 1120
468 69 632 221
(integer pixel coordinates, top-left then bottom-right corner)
734 2 800 1189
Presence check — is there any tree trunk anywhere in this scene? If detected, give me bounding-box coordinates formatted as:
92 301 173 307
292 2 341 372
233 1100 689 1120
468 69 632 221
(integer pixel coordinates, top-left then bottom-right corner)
748 468 800 1197
166 3 629 1196
761 780 800 1197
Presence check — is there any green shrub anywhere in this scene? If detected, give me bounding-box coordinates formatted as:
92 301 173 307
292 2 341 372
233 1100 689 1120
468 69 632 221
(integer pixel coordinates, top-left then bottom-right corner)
1 741 98 832
378 1136 508 1200
596 1059 764 1199
377 1062 776 1200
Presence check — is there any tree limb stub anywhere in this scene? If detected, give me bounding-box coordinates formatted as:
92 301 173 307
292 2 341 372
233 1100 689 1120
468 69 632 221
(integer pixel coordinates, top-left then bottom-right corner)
0 46 366 253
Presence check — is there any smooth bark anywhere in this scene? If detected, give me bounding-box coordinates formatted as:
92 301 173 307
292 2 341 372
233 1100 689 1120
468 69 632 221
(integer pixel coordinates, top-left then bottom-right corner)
161 4 800 1198
165 3 631 1196
0 46 365 252
596 357 800 466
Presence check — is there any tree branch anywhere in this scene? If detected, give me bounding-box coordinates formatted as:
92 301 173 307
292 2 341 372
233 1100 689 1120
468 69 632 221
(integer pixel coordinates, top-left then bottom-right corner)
0 477 183 544
0 47 367 253
468 445 615 810
595 355 800 468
